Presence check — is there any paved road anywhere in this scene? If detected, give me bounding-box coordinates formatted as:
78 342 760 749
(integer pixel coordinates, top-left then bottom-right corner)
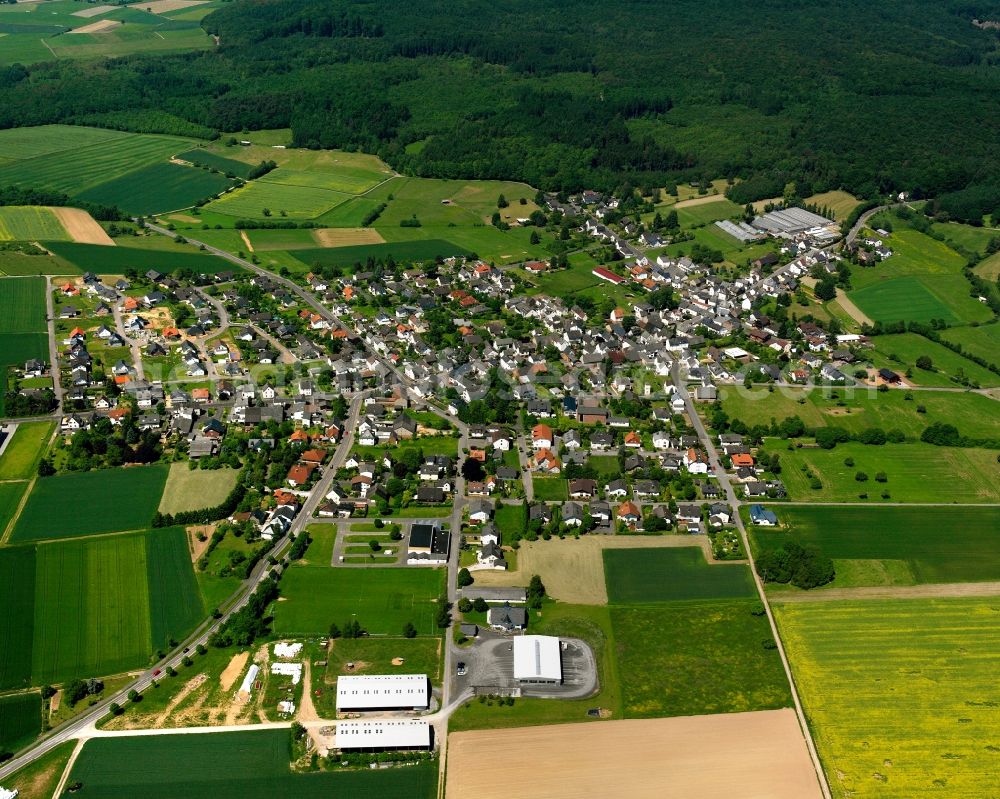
43 276 64 412
112 300 146 381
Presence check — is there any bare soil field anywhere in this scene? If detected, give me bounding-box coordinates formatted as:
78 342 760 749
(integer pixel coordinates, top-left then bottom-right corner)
471 535 716 604
68 19 120 34
673 193 725 208
51 207 115 245
446 710 823 799
219 651 249 692
133 0 208 13
312 227 385 247
72 4 116 17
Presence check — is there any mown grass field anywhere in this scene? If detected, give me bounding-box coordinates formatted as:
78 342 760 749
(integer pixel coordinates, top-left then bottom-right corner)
761 441 1000 503
290 239 472 269
77 162 235 215
0 422 54 480
378 224 549 264
750 505 1000 587
11 464 168 542
0 207 69 241
177 149 256 179
157 463 239 515
0 691 41 754
68 730 439 798
0 250 77 276
273 567 445 636
531 477 568 501
869 333 999 387
325 636 442 682
208 181 350 219
1 739 76 799
261 164 387 195
604 547 755 603
673 197 742 227
776 598 1000 799
0 125 129 161
0 546 35 690
611 600 791 718
0 276 46 333
43 241 236 274
941 322 1000 367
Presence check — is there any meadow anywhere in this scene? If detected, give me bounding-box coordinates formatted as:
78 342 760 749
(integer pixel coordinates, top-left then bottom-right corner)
0 250 77 276
776 598 1000 799
0 276 46 333
77 162 235 215
325 636 441 682
611 600 791 718
290 240 472 269
378 224 549 264
1 739 76 799
761 441 1000 503
941 322 1000 367
603 547 755 604
261 164 387 195
273 566 445 636
207 181 350 219
0 125 129 161
157 462 239 515
68 730 439 798
11 463 169 542
0 422 54 480
0 691 41 755
0 207 69 241
0 480 28 540
0 545 35 690
750 505 1000 586
43 241 236 274
869 333 999 387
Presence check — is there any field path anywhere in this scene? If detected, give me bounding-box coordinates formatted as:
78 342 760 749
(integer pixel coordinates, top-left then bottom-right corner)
51 737 86 799
51 208 115 246
772 580 1000 604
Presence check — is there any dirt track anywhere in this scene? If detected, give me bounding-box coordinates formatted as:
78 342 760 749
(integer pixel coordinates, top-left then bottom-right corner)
771 580 1000 604
447 710 823 799
833 287 873 326
52 207 115 245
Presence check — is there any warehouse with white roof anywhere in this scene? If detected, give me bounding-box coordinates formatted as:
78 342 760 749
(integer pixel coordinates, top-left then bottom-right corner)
513 635 563 684
334 719 432 751
335 674 429 711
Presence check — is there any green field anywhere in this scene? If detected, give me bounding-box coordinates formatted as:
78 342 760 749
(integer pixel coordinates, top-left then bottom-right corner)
290 240 472 269
326 636 442 682
611 600 791 718
530 477 568 501
11 464 168 542
208 181 350 219
673 197 742 227
0 126 130 161
0 332 48 368
43 241 236 275
0 546 35 689
157 463 239 515
301 524 337 566
0 480 28 539
0 691 41 754
177 149 256 179
0 276 46 333
941 322 1000 367
604 547 755 603
68 730 438 798
0 207 69 241
273 567 445 636
750 505 1000 586
146 527 205 650
761 441 1000 503
261 165 386 195
0 422 54 480
776 598 1000 799
0 250 77 276
869 333 999 387
77 163 235 215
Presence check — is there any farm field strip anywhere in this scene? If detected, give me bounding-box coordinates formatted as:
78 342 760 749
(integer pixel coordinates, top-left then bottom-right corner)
77 162 235 215
0 545 35 689
0 125 131 161
0 207 69 241
0 276 46 333
604 547 754 604
206 180 352 219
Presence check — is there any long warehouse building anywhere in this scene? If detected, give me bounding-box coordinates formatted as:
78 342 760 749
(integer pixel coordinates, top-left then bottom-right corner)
336 674 429 712
334 720 433 751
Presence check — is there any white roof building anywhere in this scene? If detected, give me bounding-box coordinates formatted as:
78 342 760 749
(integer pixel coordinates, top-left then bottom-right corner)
334 719 432 750
513 635 563 684
0 787 19 799
238 664 260 695
335 674 429 711
274 642 303 658
271 662 303 684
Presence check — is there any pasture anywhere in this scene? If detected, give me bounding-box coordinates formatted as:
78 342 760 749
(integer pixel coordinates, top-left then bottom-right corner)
44 241 236 274
776 598 1000 799
158 463 239 515
941 322 1000 366
604 547 754 604
0 545 35 689
0 207 69 241
207 181 350 219
0 691 41 754
447 712 821 799
762 441 1000 503
869 332 999 387
77 162 235 215
0 276 46 333
749 505 1000 586
975 250 1000 280
290 239 472 269
68 730 439 798
611 600 791 718
11 463 168 542
273 566 445 636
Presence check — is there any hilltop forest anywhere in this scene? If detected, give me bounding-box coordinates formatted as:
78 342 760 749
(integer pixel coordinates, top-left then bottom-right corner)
1 0 1000 217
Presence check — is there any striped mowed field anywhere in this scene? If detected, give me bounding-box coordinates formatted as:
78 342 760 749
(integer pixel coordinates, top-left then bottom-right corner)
0 206 70 241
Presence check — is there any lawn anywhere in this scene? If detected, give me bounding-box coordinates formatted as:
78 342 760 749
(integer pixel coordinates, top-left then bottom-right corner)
0 691 41 754
290 239 472 269
869 333 999 387
273 567 445 636
325 636 441 682
674 197 742 227
68 730 439 799
77 162 236 216
0 207 69 241
177 148 256 179
0 421 54 480
604 547 755 603
749 505 1000 586
0 545 35 690
12 463 168 542
761 441 1000 503
849 276 961 325
43 241 236 274
611 599 792 718
531 477 568 501
494 503 526 539
158 462 240 515
525 261 603 297
0 276 46 333
776 598 1000 799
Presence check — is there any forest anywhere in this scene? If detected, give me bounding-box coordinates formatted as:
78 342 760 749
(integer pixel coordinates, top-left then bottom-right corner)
0 0 999 211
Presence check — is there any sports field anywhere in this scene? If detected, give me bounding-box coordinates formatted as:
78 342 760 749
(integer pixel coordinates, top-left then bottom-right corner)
0 276 46 333
0 691 41 754
77 162 235 215
612 600 791 717
11 463 169 542
43 241 236 274
447 712 822 799
750 505 1000 586
157 462 239 515
68 730 439 798
776 598 1000 799
0 421 55 480
0 206 69 241
273 566 445 636
0 545 36 689
762 442 1000 503
604 547 754 603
